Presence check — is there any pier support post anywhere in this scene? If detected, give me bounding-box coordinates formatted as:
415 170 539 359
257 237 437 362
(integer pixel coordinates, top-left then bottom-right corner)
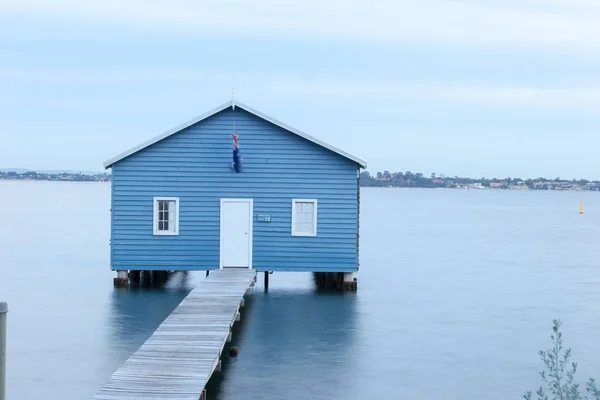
343 272 358 292
114 270 129 287
264 271 269 290
129 270 141 284
0 302 7 400
200 389 207 400
142 271 152 286
155 271 168 284
313 272 357 291
313 272 340 290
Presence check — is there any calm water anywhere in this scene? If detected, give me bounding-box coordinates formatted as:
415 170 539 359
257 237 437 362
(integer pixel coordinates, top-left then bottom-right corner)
1 181 600 399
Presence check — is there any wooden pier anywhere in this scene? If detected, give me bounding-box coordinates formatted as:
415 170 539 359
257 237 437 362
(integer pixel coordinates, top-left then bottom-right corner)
92 269 257 400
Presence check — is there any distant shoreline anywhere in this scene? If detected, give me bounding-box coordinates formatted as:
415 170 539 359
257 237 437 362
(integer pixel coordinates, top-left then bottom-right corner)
359 185 595 192
359 171 600 192
3 170 599 192
0 171 110 182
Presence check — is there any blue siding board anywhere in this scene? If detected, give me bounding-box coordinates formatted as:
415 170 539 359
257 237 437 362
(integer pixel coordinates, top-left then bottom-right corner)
110 107 359 273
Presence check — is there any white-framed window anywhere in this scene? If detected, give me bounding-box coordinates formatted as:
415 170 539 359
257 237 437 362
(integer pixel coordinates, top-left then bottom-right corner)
291 199 317 237
153 197 179 235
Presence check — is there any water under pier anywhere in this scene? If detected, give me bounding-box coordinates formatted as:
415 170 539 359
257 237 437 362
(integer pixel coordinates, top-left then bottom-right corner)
92 268 257 400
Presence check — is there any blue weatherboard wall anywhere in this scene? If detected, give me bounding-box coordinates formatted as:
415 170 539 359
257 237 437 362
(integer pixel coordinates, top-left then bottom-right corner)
110 106 359 273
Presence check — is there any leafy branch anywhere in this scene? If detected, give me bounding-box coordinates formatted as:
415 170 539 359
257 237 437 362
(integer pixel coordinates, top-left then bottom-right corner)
524 320 600 400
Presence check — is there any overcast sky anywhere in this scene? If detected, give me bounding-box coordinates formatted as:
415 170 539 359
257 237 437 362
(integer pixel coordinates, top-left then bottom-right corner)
1 1 599 179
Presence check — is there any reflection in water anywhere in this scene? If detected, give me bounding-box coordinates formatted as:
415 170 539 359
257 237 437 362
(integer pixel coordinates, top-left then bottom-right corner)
105 276 359 400
107 272 193 357
205 293 257 399
214 288 359 399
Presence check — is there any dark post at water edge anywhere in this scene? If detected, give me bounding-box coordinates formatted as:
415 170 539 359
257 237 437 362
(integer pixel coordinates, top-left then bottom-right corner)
0 302 7 400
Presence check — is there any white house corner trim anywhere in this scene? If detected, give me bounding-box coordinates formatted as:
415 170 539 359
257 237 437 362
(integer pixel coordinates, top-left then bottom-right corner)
248 198 254 269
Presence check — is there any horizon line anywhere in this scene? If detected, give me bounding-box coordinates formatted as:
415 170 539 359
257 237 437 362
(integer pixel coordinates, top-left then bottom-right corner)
2 168 600 182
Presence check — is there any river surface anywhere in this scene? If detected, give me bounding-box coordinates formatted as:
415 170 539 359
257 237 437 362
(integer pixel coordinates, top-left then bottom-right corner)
1 181 600 399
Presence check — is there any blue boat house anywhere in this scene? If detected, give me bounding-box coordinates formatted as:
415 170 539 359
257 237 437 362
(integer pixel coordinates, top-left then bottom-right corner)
103 99 367 290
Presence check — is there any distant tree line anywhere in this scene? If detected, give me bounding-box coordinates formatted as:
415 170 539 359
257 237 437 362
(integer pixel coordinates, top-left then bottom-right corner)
0 171 111 182
359 170 600 190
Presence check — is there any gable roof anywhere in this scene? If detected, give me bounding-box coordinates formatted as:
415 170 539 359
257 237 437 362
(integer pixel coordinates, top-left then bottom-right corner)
103 100 367 169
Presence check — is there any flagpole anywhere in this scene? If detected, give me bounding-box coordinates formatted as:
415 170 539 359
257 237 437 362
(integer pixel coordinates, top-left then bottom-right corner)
232 120 241 173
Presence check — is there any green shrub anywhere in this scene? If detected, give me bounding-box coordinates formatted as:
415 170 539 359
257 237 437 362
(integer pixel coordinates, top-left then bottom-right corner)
524 319 600 400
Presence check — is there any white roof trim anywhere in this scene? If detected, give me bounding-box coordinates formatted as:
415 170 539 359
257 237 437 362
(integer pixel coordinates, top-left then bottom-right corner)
237 101 367 168
103 101 231 169
103 100 367 169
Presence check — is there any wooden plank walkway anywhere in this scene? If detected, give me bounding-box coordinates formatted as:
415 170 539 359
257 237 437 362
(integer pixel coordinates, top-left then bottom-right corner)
92 269 257 400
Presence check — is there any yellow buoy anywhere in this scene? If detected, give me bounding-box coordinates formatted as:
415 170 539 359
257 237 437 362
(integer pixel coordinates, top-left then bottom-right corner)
580 200 584 214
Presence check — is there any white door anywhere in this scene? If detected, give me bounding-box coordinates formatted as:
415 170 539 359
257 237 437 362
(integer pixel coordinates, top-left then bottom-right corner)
220 199 253 268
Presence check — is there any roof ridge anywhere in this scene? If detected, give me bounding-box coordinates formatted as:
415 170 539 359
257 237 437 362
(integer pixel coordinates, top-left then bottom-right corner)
103 100 367 169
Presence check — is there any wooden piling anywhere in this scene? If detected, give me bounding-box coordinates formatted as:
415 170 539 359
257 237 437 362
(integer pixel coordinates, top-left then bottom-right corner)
313 272 357 291
156 270 169 284
129 270 141 284
264 271 269 290
142 270 152 286
343 272 358 291
113 271 129 287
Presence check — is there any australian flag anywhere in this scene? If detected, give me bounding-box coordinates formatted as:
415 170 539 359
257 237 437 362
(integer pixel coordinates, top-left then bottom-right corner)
232 121 241 173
